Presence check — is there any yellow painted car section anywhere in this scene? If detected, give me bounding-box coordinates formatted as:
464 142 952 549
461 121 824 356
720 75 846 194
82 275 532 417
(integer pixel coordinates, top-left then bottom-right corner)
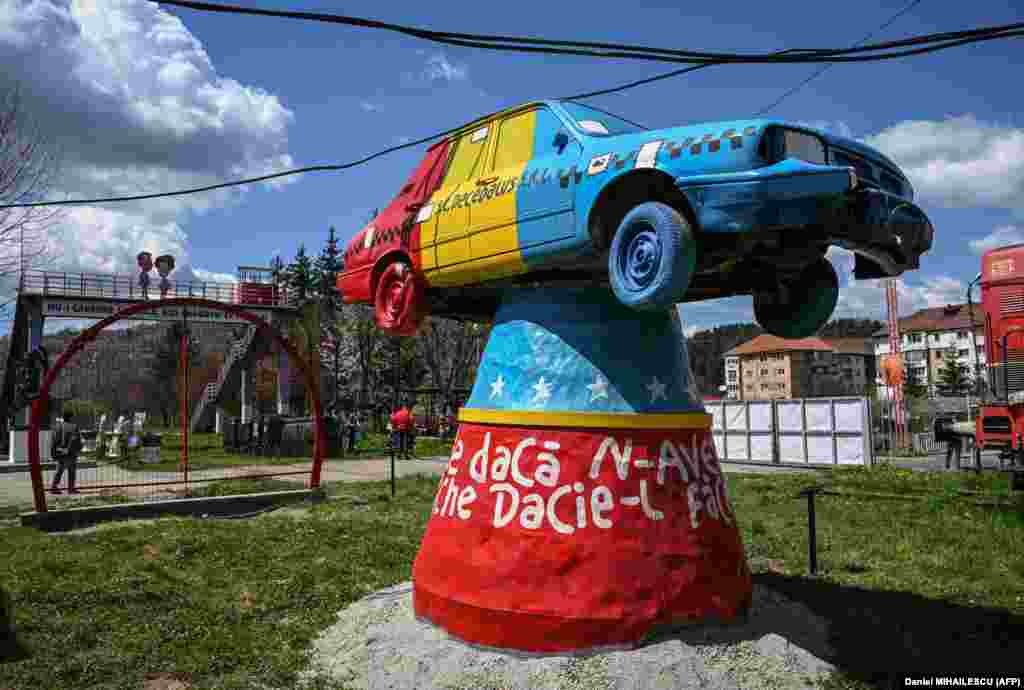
465 110 533 282
420 109 544 288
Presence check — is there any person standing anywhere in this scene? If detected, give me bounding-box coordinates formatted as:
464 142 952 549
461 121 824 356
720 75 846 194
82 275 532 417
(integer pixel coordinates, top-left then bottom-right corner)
934 415 962 471
390 404 412 459
50 426 83 494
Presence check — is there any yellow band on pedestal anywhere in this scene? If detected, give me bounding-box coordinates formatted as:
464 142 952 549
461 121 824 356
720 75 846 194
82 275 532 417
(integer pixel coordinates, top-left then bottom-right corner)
457 408 712 430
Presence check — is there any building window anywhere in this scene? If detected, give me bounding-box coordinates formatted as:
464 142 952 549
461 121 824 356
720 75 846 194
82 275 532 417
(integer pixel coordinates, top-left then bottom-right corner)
760 383 768 391
959 330 968 340
727 371 737 382
776 368 785 375
936 351 943 359
959 349 969 358
911 334 923 344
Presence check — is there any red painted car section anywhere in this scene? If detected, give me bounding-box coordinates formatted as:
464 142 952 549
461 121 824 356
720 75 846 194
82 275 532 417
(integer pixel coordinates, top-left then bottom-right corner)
339 141 451 304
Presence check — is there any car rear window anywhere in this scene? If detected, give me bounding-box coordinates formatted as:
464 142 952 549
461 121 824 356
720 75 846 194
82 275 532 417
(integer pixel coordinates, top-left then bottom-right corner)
445 128 489 185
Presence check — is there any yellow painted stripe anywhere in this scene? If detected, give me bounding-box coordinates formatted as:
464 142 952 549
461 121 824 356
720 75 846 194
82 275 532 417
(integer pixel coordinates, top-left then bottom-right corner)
457 408 712 430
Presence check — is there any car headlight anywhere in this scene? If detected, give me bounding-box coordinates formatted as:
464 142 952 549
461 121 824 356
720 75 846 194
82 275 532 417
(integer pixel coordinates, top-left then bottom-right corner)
848 168 858 191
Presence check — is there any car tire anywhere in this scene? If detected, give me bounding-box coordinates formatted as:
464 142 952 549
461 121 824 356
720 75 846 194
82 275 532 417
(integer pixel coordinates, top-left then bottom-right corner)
374 260 426 336
754 258 839 339
608 201 696 311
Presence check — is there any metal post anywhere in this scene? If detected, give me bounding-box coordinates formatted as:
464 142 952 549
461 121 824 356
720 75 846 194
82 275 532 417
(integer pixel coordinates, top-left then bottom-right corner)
799 487 820 575
390 338 400 497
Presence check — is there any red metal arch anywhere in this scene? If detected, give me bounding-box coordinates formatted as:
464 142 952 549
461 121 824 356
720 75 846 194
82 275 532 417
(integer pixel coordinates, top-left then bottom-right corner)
26 298 324 512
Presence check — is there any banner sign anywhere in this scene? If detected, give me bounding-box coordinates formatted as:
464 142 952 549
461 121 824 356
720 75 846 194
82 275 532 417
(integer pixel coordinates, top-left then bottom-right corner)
42 298 270 324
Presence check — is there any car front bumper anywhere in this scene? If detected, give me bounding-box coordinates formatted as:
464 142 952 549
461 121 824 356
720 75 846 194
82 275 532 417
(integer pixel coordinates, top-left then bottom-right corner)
675 161 933 278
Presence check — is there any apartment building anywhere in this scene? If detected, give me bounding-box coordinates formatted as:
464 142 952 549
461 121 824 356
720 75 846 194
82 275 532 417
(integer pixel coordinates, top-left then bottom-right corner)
873 303 985 398
724 335 874 400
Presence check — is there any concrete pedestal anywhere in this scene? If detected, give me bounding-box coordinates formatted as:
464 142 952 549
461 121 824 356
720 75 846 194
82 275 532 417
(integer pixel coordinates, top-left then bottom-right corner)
412 288 751 654
8 430 53 464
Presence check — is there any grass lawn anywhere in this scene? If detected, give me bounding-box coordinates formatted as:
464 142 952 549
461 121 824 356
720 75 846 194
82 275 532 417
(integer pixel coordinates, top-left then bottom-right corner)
1 467 1022 690
92 432 455 473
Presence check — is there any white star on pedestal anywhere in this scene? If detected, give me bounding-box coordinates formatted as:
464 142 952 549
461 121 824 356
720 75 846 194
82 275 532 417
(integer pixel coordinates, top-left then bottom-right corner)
646 376 667 403
587 375 609 402
489 375 506 400
531 377 552 406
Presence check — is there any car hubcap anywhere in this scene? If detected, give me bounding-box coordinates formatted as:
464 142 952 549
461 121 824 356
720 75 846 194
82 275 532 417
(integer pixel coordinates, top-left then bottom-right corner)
624 228 661 290
385 273 408 320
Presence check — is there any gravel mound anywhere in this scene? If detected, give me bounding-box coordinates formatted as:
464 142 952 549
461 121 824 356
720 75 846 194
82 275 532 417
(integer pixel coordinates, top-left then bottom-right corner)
300 582 836 690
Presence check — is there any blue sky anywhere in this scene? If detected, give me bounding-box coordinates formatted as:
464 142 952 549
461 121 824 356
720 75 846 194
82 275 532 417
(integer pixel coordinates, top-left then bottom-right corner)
2 0 1023 335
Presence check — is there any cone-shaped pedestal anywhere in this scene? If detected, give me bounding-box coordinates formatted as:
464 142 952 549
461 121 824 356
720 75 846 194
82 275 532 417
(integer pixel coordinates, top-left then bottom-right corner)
412 288 751 654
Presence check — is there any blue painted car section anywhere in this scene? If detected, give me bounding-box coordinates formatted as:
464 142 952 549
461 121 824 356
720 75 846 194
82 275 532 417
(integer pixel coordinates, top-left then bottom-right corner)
516 106 579 269
464 287 703 413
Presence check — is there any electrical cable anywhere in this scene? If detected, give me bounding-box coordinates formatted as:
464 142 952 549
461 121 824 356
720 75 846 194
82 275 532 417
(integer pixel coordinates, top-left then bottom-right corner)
3 6 1020 209
155 0 1022 64
754 0 925 116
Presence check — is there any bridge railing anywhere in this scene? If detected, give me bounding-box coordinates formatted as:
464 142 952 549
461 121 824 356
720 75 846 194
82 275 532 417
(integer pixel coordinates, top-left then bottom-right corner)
18 270 296 307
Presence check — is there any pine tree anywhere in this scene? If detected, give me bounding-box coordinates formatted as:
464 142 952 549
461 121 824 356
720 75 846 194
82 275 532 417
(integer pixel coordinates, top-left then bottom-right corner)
315 226 344 302
284 244 317 304
936 348 971 397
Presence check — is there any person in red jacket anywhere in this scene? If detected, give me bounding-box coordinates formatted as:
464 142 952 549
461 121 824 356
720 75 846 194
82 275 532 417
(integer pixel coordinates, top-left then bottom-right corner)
389 404 413 459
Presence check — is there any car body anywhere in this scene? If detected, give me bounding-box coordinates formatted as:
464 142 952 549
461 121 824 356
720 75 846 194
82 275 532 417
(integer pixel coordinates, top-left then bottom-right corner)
338 99 933 334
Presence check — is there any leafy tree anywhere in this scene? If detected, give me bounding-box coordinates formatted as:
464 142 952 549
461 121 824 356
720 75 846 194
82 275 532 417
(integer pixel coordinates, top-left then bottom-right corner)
284 244 317 304
143 323 199 427
936 348 971 397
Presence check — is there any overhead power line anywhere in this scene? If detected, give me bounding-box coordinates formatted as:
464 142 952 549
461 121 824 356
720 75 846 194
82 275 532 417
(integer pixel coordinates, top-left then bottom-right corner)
4 5 1021 210
156 0 1023 64
754 0 925 116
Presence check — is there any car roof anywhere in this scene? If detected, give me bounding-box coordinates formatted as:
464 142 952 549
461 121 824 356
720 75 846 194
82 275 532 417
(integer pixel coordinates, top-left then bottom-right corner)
427 100 554 151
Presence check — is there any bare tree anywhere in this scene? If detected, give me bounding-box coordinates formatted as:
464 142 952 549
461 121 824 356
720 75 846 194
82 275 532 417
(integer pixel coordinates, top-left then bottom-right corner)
417 317 486 414
0 85 63 312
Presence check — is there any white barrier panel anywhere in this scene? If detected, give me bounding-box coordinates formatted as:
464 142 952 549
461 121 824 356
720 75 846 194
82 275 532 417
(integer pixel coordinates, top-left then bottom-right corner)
777 401 803 432
805 402 833 432
749 402 773 431
707 397 872 466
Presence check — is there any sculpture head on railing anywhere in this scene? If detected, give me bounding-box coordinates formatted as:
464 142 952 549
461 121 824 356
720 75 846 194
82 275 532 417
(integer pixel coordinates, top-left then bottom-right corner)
155 255 175 299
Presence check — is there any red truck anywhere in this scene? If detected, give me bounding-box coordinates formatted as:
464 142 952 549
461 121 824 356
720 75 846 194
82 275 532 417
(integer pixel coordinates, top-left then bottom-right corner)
973 243 1024 473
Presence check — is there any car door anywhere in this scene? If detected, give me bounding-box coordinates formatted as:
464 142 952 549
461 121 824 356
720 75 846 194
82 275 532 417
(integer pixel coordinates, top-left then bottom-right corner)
427 124 492 287
469 107 581 278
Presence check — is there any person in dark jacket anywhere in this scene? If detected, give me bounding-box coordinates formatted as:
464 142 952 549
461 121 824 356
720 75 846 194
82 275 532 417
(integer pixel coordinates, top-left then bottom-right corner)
934 416 962 471
50 426 83 494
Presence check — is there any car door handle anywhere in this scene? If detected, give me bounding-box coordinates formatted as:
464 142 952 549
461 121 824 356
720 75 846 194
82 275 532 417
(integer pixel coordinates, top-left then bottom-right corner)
477 177 498 186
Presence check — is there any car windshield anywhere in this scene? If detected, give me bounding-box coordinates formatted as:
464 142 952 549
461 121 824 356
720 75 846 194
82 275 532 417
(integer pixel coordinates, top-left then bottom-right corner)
558 101 646 137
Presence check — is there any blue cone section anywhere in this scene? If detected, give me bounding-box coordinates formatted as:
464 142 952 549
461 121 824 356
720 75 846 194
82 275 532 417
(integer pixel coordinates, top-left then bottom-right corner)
465 287 703 414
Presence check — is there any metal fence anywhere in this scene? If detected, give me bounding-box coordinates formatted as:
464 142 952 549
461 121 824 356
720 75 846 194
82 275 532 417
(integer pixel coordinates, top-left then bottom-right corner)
705 397 874 466
18 269 294 307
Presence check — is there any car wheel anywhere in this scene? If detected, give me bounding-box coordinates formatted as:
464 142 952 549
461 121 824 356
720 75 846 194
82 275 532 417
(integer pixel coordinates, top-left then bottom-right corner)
374 260 426 336
608 201 696 310
754 258 839 339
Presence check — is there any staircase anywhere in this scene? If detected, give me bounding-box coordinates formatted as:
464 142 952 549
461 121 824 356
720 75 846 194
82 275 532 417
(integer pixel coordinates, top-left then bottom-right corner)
189 326 257 432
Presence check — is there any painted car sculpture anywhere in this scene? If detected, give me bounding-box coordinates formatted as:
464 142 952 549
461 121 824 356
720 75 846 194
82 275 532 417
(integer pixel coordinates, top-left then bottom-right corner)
338 100 933 336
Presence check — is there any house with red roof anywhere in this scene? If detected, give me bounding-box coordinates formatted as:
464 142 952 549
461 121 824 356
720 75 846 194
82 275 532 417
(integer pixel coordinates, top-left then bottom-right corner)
723 335 874 400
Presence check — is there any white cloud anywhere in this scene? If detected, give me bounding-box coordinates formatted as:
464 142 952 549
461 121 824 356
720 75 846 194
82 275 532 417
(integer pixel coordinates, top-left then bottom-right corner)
0 0 296 297
969 225 1024 254
423 53 468 82
863 115 1024 212
401 51 469 88
833 274 967 322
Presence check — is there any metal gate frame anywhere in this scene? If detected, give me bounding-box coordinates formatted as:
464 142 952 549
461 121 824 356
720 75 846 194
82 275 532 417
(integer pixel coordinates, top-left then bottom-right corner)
707 396 875 467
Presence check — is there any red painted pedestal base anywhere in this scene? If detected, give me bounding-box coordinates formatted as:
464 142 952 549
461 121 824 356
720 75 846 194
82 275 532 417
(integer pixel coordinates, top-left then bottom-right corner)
412 420 752 654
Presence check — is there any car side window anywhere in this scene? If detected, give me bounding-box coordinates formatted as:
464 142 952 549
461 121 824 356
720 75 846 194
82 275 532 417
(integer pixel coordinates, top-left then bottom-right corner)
492 110 535 171
444 126 490 185
491 108 576 172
